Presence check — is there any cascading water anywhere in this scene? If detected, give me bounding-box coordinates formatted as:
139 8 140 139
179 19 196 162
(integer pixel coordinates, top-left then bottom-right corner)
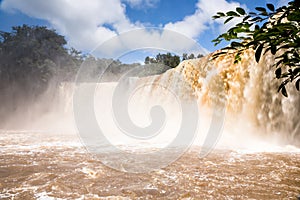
1 50 300 199
146 50 299 143
176 49 300 146
103 49 300 149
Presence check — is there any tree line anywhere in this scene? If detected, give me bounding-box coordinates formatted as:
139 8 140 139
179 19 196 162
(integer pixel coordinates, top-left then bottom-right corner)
0 24 203 89
144 52 203 68
0 24 205 124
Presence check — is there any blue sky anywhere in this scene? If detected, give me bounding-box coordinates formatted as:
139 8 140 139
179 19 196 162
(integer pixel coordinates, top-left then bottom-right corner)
0 0 288 62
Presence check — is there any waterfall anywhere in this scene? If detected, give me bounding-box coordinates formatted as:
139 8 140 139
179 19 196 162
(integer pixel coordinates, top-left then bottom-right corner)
137 49 300 146
2 50 299 149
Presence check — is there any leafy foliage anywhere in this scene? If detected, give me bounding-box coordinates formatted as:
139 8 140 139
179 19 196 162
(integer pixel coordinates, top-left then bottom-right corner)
145 53 180 68
0 25 82 122
0 25 81 88
182 53 204 60
145 52 203 69
212 0 300 97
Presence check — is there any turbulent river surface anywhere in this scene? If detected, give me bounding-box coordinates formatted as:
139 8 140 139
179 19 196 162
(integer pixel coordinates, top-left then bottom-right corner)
0 131 299 199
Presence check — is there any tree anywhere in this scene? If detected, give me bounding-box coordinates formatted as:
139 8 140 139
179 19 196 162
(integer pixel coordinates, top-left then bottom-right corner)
182 53 188 60
145 56 150 64
0 25 82 111
0 25 80 86
188 53 195 59
144 52 180 68
0 25 85 126
197 53 204 58
182 53 203 60
212 0 300 97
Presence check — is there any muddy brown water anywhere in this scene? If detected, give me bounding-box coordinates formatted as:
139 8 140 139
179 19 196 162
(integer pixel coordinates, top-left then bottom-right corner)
0 132 299 199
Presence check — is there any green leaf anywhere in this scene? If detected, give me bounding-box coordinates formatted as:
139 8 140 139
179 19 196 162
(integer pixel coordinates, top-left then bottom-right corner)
235 27 248 33
271 45 276 55
231 41 242 48
255 7 267 12
212 52 227 57
224 17 234 24
281 86 288 97
246 41 257 48
217 12 225 16
287 13 300 21
243 15 251 21
251 16 263 22
255 44 264 63
296 79 300 91
212 15 220 19
226 11 239 16
275 68 281 78
236 7 246 15
266 4 275 11
294 68 300 74
234 52 242 64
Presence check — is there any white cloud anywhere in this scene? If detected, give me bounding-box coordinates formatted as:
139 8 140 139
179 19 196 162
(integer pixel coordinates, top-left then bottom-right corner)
94 28 208 58
276 0 289 7
164 0 243 39
1 0 137 51
0 0 244 57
